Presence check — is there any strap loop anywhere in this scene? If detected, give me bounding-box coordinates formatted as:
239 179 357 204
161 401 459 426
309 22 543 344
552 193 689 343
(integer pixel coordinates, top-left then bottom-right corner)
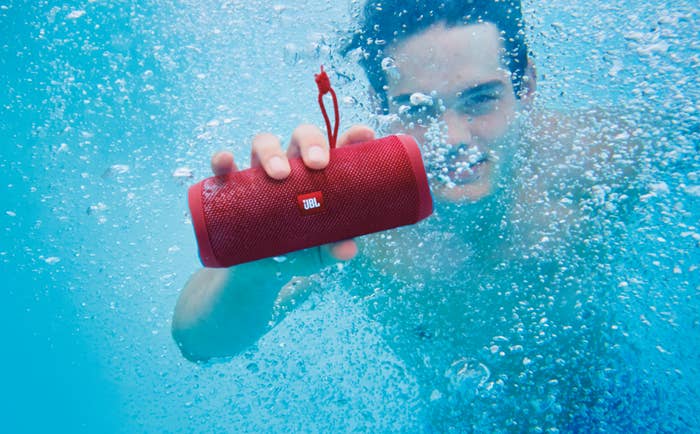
315 66 340 149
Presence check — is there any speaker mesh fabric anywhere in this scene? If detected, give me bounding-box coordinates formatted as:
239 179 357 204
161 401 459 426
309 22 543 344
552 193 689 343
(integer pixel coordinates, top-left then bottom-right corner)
194 135 428 267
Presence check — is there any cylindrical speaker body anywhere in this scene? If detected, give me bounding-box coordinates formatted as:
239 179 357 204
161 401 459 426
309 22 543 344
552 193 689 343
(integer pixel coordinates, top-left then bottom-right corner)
188 134 433 267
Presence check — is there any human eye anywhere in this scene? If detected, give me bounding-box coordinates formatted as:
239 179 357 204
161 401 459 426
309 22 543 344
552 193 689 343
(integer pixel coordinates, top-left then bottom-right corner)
457 93 501 116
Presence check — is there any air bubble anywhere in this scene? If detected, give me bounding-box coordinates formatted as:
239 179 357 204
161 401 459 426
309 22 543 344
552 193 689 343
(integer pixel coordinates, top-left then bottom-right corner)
44 256 61 265
444 357 490 399
173 167 193 178
381 57 400 80
66 10 86 20
409 92 433 107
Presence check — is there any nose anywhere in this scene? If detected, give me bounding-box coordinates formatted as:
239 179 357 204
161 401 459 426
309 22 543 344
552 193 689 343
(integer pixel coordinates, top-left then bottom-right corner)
443 109 473 146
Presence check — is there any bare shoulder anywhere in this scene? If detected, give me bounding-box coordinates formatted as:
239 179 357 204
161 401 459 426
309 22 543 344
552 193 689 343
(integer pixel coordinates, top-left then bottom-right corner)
510 106 642 245
527 106 640 147
523 106 642 180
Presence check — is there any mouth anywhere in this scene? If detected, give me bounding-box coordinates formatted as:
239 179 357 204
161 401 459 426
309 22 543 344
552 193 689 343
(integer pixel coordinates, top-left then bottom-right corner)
423 141 491 187
446 155 488 184
440 144 489 185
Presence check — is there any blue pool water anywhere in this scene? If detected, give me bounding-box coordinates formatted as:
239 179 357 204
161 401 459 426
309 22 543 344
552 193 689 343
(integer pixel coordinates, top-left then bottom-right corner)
1 0 698 432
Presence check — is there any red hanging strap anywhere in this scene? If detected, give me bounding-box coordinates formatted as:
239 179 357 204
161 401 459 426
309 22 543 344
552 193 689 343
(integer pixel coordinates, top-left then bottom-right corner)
315 66 340 149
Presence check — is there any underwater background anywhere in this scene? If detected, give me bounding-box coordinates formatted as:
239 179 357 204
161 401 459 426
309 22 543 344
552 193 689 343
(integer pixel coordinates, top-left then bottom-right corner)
1 0 698 432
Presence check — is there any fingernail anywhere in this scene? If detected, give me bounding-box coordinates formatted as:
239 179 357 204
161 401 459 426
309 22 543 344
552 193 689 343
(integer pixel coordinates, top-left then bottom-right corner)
308 146 325 164
268 156 287 174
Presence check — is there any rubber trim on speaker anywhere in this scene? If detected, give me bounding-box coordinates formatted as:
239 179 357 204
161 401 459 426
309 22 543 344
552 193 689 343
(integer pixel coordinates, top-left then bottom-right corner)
188 181 222 268
396 134 433 222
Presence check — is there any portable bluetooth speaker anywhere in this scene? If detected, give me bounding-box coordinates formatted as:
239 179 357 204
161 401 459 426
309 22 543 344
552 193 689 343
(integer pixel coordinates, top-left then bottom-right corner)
188 134 433 267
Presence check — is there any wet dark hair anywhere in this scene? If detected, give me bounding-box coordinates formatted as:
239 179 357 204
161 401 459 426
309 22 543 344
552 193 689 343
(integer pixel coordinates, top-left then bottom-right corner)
344 0 529 110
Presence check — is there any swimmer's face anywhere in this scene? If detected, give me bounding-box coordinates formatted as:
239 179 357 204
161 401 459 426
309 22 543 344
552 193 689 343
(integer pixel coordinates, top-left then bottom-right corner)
385 22 523 202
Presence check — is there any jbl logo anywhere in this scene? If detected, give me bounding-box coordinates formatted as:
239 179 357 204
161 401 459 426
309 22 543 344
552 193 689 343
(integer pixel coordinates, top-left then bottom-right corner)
303 197 320 210
297 191 325 216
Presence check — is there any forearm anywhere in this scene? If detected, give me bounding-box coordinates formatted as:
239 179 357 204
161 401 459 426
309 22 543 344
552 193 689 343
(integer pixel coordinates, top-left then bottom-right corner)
171 247 328 361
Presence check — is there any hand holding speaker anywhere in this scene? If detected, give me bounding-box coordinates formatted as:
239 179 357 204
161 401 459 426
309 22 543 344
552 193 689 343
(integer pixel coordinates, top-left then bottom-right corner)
190 125 432 268
207 124 376 264
189 68 433 268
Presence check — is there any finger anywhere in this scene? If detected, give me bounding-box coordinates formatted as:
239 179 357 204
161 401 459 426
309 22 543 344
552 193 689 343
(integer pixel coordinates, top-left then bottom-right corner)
321 239 358 261
211 151 237 176
253 239 357 282
287 124 329 170
337 125 375 148
251 133 291 180
290 240 357 272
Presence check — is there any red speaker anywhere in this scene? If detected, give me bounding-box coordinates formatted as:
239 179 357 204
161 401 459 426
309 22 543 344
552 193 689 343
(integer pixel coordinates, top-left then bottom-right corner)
188 134 433 267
